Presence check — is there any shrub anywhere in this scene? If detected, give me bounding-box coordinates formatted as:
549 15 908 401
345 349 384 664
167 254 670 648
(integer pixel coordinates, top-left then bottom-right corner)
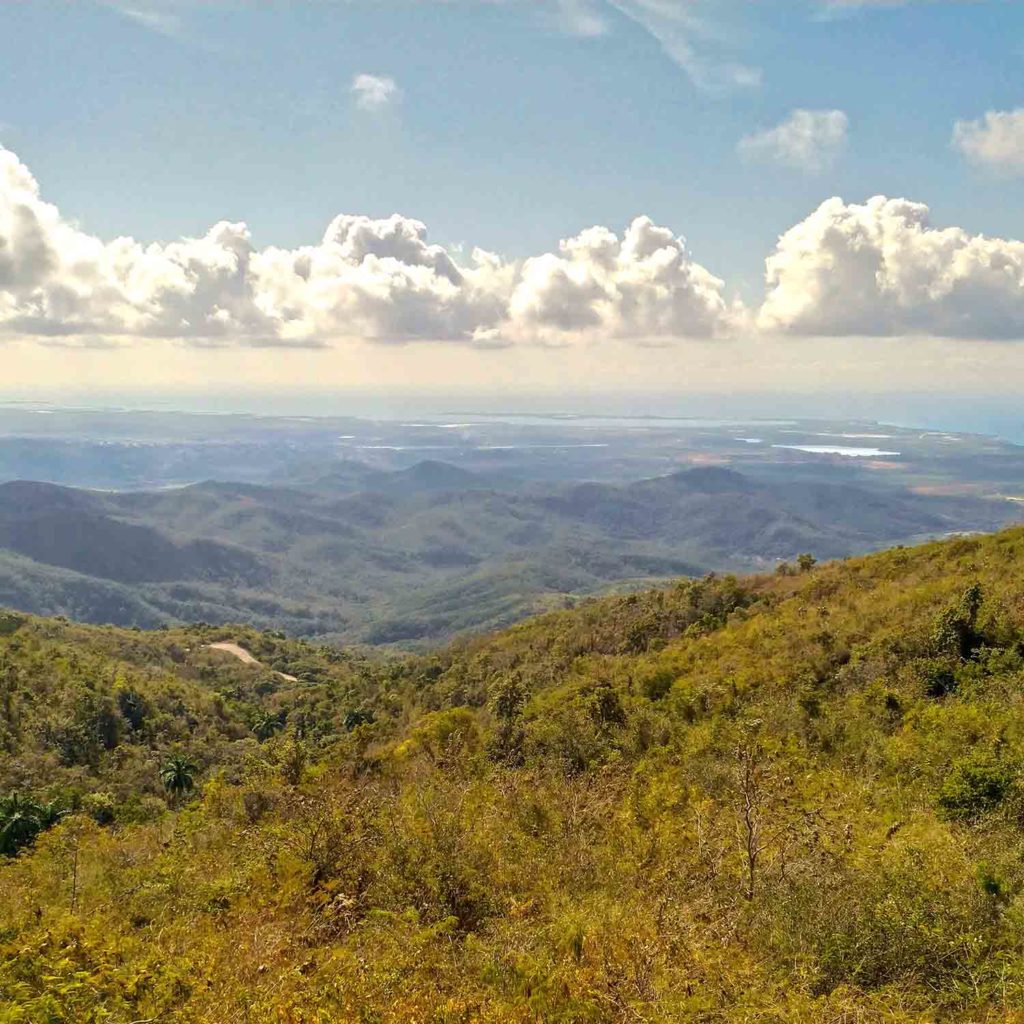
937 750 1016 821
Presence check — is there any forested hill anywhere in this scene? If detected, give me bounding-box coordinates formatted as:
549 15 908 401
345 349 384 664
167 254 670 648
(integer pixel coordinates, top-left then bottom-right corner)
0 462 1012 647
7 529 1024 1019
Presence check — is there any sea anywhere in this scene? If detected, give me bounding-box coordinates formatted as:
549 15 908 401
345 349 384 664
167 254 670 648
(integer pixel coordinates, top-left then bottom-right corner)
0 391 1021 445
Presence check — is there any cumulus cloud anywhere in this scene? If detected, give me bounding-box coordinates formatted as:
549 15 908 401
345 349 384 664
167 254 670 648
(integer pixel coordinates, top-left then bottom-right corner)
739 109 849 172
0 145 735 348
502 218 735 344
10 141 1024 349
350 73 401 111
953 108 1024 174
252 215 513 344
758 195 1024 339
0 148 275 342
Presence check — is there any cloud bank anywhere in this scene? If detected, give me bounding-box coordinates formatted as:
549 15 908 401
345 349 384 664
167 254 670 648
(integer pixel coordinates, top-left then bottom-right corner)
504 218 735 344
3 146 1024 348
0 146 732 348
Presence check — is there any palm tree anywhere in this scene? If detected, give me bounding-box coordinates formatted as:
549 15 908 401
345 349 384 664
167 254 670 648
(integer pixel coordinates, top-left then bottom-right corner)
0 793 44 857
35 799 67 830
160 755 198 807
253 711 285 742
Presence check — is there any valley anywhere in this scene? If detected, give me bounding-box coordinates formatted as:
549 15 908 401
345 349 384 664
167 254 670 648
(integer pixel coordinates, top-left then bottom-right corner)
0 404 1019 646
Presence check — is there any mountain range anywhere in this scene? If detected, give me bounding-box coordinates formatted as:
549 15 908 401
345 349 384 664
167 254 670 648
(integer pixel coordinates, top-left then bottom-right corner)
0 460 1014 645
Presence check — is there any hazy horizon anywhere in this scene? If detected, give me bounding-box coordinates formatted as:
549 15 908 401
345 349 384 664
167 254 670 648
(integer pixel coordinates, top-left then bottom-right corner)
1 389 1022 443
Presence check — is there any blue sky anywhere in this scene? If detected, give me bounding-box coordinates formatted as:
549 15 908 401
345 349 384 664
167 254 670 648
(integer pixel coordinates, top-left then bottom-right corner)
3 1 1024 397
2 1 1021 293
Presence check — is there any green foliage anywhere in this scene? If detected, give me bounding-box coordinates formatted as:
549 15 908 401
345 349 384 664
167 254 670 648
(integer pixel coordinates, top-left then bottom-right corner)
2 463 1005 650
0 613 24 638
343 707 375 731
0 618 392 817
159 755 198 802
116 686 149 732
9 529 1024 1019
0 792 64 857
932 582 986 660
937 750 1016 820
252 710 286 741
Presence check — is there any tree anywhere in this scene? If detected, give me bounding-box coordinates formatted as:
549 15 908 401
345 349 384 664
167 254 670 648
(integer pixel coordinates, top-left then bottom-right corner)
488 673 528 763
490 673 527 724
932 583 984 661
117 687 150 732
160 755 198 806
343 708 375 732
797 553 817 573
278 737 307 787
0 792 64 857
735 744 765 901
253 711 285 741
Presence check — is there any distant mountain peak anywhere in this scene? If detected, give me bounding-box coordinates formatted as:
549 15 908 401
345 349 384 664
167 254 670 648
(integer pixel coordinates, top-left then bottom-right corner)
398 459 476 479
386 460 480 491
666 466 755 492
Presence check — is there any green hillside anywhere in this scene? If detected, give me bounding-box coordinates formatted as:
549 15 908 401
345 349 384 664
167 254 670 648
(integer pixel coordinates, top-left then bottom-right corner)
6 530 1024 1020
0 465 1012 647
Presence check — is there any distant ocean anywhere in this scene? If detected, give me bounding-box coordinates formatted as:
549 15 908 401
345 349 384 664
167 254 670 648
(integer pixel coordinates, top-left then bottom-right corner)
0 391 1021 444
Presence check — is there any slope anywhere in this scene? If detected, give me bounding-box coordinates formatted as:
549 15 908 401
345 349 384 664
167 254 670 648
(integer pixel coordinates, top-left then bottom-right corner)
6 530 1024 1018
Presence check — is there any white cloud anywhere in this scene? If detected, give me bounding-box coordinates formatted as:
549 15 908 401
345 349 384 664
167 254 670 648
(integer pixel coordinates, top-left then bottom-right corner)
0 145 734 348
252 215 513 345
548 0 759 90
953 108 1024 174
350 74 402 112
502 217 736 344
815 0 952 15
9 144 1024 350
823 1 947 6
758 195 1024 339
0 146 277 343
95 2 880 95
739 109 849 172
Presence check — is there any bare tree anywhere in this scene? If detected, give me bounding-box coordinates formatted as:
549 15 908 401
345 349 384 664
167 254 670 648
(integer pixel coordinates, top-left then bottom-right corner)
735 743 764 901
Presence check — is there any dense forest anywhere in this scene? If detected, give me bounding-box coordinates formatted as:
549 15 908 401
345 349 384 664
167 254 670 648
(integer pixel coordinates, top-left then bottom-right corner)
6 528 1024 1020
0 463 1010 647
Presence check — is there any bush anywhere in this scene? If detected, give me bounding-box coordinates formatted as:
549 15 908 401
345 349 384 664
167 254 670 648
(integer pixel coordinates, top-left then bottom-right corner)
82 791 116 825
937 750 1016 821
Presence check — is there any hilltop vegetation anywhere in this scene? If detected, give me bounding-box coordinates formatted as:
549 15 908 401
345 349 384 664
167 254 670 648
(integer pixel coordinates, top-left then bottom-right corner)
7 530 1024 1019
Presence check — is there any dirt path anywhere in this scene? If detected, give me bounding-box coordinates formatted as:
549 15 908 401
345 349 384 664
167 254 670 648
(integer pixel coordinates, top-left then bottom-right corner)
204 642 299 683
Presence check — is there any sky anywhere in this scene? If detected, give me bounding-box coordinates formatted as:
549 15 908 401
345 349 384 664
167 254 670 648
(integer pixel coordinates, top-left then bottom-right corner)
3 0 1024 402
